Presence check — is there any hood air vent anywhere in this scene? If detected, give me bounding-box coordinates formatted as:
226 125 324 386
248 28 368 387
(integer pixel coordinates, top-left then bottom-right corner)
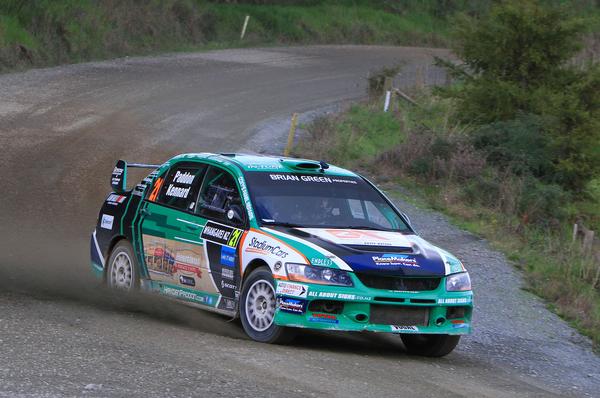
280 159 320 170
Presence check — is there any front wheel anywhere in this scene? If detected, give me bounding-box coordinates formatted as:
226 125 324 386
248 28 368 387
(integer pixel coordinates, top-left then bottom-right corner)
401 334 460 357
240 267 296 344
106 240 139 291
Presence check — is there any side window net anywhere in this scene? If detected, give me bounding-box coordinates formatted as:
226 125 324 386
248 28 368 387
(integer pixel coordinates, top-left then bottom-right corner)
197 167 245 225
200 185 235 214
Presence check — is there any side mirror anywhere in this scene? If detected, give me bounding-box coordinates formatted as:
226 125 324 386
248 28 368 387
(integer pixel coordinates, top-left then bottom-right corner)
111 160 127 193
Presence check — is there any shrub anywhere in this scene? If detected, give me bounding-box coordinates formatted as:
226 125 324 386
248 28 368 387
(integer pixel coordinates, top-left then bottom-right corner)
517 178 570 225
378 127 485 182
472 113 554 178
437 0 600 192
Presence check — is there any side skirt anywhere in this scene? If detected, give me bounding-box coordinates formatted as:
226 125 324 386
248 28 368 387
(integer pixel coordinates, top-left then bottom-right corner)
140 279 237 318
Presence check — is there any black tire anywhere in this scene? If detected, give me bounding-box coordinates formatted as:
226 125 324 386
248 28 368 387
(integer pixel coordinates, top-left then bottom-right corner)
106 240 140 291
401 334 460 357
240 267 296 344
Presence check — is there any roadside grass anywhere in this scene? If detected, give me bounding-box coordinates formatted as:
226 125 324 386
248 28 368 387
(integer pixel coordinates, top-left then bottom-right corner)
206 3 446 45
292 92 600 349
298 104 405 165
0 0 449 72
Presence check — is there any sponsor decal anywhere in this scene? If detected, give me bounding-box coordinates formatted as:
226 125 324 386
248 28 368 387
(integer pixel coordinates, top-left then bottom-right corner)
238 176 255 221
311 257 333 267
300 228 398 246
160 285 212 305
307 291 371 301
221 267 234 280
277 297 307 314
111 166 124 186
165 184 191 199
326 229 390 241
132 185 145 197
161 167 198 200
274 261 283 271
372 254 419 268
179 275 196 287
100 214 114 230
309 313 339 324
245 237 289 258
268 174 358 185
437 297 471 304
221 280 236 290
173 170 195 184
148 177 164 201
228 229 243 247
106 194 127 206
246 164 283 170
276 281 308 298
223 298 236 310
391 325 419 332
201 221 243 248
143 235 216 294
161 286 213 305
220 246 236 267
172 253 203 277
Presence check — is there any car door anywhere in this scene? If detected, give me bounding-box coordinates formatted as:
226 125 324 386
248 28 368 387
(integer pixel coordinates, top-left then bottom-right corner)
193 165 247 313
140 162 222 308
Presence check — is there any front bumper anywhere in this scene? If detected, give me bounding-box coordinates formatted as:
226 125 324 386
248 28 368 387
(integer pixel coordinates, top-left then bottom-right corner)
274 279 473 335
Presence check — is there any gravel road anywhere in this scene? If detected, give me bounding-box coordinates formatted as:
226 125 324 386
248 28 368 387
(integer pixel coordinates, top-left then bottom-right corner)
0 46 598 397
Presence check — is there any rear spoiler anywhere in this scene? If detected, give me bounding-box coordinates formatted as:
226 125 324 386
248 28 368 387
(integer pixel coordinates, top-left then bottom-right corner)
111 159 160 193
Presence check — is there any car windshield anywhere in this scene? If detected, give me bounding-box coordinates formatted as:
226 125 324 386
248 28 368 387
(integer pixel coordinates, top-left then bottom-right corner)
245 172 410 231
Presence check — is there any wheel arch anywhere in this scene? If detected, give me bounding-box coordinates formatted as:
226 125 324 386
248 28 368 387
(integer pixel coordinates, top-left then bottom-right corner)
104 235 128 279
241 258 270 286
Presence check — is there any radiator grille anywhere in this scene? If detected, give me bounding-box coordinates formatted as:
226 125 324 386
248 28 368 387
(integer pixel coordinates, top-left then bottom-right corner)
356 274 440 291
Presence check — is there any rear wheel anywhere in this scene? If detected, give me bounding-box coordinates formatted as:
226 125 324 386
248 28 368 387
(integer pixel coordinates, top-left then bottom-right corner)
106 240 139 291
240 267 296 344
401 334 460 357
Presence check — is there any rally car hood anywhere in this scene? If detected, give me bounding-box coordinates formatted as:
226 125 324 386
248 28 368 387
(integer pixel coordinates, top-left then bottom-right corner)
272 227 464 277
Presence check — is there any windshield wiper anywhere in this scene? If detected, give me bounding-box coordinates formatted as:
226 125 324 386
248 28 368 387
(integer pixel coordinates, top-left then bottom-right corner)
261 221 305 228
345 225 395 231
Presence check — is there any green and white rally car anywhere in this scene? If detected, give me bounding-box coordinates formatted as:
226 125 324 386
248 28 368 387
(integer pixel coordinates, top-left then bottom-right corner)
91 153 472 357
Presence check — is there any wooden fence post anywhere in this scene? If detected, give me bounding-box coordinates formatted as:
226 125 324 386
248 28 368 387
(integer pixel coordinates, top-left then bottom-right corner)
583 229 595 256
415 66 424 90
283 113 299 157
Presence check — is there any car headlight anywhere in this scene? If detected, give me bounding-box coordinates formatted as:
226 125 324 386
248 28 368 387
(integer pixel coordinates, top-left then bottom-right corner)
446 272 471 292
285 263 353 287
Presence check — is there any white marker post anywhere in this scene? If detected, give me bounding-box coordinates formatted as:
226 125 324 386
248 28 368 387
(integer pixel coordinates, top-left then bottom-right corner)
240 15 250 40
383 90 391 112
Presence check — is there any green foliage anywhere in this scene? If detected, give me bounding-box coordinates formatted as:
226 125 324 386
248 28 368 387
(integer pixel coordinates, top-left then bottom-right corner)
452 1 585 88
438 0 600 192
0 15 36 48
472 114 554 178
0 0 452 72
